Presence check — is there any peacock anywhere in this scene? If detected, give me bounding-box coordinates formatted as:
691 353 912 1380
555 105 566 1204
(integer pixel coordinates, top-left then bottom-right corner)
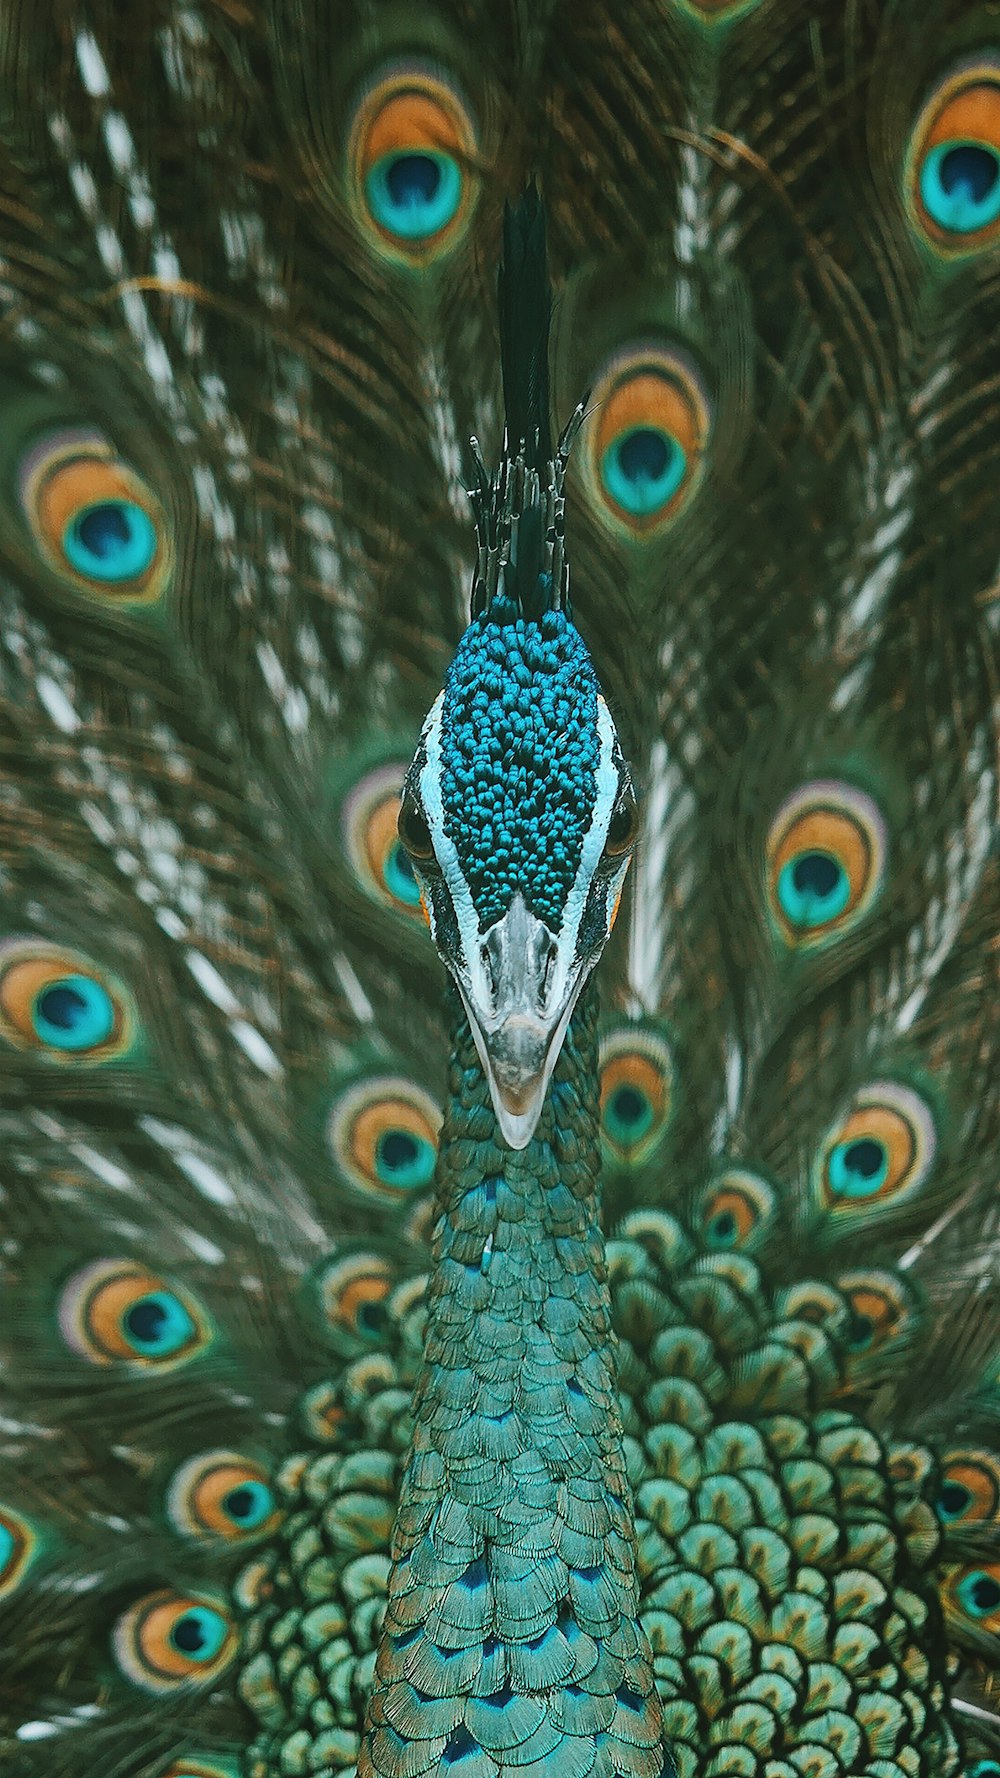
0 1 998 1775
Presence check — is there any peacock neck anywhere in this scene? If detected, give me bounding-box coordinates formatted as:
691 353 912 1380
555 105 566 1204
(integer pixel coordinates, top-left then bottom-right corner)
360 982 667 1777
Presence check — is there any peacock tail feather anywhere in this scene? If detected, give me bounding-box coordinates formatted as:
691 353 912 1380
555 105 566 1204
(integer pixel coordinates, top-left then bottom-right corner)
0 2 998 1777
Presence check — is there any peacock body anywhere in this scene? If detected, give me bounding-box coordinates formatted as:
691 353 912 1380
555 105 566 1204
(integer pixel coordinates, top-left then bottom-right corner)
0 3 998 1778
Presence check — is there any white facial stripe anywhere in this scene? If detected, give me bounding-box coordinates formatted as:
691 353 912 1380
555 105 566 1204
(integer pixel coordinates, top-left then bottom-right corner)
549 696 628 983
417 692 487 984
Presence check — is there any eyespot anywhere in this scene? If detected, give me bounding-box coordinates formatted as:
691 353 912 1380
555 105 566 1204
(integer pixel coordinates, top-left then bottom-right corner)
585 346 710 533
397 788 435 863
341 763 424 917
113 1589 237 1691
817 1083 936 1217
944 1564 1000 1634
327 1077 441 1199
0 1507 35 1597
604 786 639 858
907 62 1000 254
59 1260 213 1368
935 1452 1000 1526
0 940 133 1060
166 1453 278 1541
18 428 170 602
766 781 886 947
599 1029 673 1164
968 1763 1000 1778
696 1170 776 1251
349 65 477 261
837 1271 913 1360
317 1251 395 1341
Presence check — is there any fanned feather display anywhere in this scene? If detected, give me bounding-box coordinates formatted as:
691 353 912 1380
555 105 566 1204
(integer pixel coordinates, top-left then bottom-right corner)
0 3 998 1777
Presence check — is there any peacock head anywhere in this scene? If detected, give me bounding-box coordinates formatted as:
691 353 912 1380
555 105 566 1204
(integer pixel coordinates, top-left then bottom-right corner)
399 595 636 1149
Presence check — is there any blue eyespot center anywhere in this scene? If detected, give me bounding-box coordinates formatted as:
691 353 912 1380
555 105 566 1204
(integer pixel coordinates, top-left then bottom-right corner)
170 1605 228 1662
31 974 116 1052
366 151 462 240
376 1128 436 1191
122 1291 196 1356
223 1481 273 1528
0 1522 15 1573
827 1136 888 1199
959 1570 1000 1617
937 1480 972 1522
606 1085 653 1140
601 427 686 516
707 1210 738 1247
777 850 850 928
844 1310 874 1350
384 839 421 906
63 500 157 583
921 140 1000 233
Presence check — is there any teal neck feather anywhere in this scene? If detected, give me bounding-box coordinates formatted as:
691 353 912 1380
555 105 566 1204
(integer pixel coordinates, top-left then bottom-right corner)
360 984 669 1778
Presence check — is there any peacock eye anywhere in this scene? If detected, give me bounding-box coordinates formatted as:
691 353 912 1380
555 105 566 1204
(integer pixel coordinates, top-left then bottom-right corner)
317 1250 394 1342
947 1563 1000 1633
398 792 434 861
766 781 886 947
604 787 638 857
58 1259 213 1368
817 1082 936 1218
18 428 170 603
327 1076 441 1201
341 762 424 917
0 940 134 1060
113 1589 237 1692
935 1452 1000 1526
598 1028 673 1164
907 62 1000 253
166 1452 278 1541
585 346 711 534
349 66 477 261
696 1170 776 1251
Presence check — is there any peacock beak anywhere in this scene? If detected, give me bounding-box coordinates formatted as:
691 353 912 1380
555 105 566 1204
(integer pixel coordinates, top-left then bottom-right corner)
453 894 591 1150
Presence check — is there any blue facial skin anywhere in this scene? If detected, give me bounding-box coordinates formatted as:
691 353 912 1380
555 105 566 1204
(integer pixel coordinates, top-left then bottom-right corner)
439 607 600 932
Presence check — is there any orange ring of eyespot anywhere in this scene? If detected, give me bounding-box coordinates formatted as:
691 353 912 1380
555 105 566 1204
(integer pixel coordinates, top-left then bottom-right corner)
819 1084 935 1216
20 431 170 602
766 783 886 946
174 1457 275 1537
59 1260 207 1367
701 1184 760 1245
944 1561 1000 1633
0 953 126 1054
85 1268 180 1361
846 1285 898 1340
351 72 477 260
333 1272 393 1330
908 67 1000 251
352 1097 436 1178
341 763 425 918
328 1078 442 1200
600 1052 668 1124
823 1105 915 1208
114 1591 237 1687
940 1454 1000 1523
587 350 711 534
